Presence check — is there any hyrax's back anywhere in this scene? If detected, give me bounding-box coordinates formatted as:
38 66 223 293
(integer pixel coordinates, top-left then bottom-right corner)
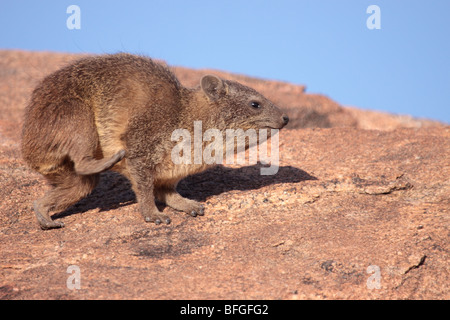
21 54 182 229
22 54 180 172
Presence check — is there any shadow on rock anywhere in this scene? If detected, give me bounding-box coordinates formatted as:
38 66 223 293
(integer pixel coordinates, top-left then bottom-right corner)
178 163 316 201
54 163 315 219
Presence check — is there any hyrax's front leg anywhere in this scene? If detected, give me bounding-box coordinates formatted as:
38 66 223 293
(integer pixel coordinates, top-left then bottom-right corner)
155 186 205 217
127 159 171 225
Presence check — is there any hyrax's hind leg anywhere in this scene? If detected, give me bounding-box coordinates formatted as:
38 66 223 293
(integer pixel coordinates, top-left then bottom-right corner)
33 171 99 229
33 100 124 229
31 99 125 229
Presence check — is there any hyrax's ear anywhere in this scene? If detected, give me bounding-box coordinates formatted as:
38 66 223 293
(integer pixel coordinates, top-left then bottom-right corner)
200 75 226 99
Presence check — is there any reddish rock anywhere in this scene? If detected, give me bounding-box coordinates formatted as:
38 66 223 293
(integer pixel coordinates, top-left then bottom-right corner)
0 50 448 299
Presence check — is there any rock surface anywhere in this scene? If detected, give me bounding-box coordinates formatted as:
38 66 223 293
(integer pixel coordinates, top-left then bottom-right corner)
0 50 448 299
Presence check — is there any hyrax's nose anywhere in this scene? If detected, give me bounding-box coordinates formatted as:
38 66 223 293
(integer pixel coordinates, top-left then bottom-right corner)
282 115 289 126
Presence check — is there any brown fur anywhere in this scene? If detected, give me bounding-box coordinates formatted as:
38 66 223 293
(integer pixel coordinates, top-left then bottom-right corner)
21 53 288 229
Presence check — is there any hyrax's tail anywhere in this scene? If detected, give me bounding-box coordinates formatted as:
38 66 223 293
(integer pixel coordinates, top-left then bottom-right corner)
75 149 126 175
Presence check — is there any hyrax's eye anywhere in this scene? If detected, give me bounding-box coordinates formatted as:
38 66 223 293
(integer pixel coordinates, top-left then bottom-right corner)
250 101 261 109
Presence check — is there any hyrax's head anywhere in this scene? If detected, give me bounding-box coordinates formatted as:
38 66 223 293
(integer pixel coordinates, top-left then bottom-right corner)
200 75 289 131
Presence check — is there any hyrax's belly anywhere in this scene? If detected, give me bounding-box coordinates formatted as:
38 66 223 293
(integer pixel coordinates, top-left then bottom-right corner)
154 161 211 188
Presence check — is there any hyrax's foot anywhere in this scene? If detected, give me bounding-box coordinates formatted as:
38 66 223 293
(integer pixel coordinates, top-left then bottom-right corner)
169 195 205 217
187 203 205 217
142 212 171 225
33 201 65 230
155 188 205 218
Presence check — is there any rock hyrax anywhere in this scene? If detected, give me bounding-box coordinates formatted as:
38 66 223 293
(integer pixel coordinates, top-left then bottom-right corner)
22 53 289 229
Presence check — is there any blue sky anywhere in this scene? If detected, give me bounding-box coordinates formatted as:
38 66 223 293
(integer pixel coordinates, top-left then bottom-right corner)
1 0 449 123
